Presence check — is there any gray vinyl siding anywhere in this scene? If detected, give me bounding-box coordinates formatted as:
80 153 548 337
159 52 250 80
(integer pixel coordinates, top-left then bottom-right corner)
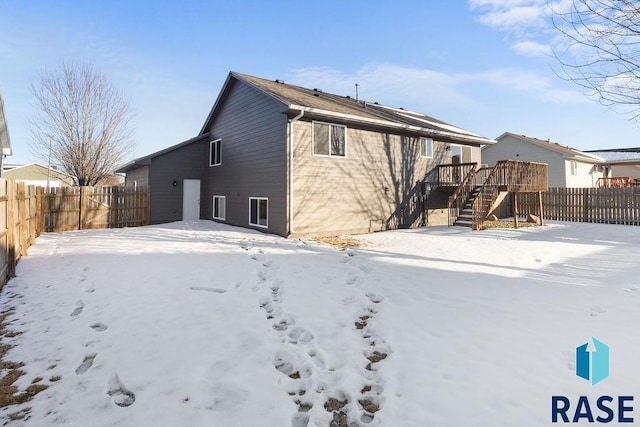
292 121 459 236
204 79 288 236
482 135 567 187
611 164 640 179
124 166 149 187
147 137 208 224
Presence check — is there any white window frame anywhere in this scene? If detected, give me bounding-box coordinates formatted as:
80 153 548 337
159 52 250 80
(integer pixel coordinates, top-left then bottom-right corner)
213 195 226 220
421 137 433 158
209 139 222 167
249 197 268 228
312 121 347 158
570 160 578 176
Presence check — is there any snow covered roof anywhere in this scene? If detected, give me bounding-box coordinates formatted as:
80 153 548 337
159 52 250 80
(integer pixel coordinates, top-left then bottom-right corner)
584 149 640 163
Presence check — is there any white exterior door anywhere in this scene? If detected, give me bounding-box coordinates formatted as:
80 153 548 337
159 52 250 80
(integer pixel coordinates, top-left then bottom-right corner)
182 179 201 221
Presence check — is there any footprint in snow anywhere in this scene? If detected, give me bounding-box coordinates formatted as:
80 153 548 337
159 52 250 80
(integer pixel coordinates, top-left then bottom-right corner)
189 287 227 294
107 374 136 407
346 272 359 285
70 301 84 317
75 353 97 375
366 293 385 304
90 322 108 332
287 327 314 345
590 305 607 317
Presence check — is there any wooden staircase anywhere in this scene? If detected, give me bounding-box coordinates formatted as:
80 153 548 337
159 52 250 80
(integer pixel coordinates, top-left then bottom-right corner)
453 186 480 227
446 160 548 230
454 187 511 228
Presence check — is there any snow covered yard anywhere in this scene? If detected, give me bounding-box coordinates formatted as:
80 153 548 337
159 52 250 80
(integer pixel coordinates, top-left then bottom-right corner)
1 220 639 426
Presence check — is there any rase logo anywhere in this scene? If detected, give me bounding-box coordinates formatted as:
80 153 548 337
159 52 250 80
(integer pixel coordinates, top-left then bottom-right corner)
552 338 634 424
576 337 609 386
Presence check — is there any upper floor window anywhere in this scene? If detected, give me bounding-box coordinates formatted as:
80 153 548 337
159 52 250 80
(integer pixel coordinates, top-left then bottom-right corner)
421 137 433 158
210 139 222 166
570 160 578 175
313 122 346 157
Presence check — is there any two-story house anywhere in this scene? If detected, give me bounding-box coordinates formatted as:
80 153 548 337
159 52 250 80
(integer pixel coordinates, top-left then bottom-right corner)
117 72 496 236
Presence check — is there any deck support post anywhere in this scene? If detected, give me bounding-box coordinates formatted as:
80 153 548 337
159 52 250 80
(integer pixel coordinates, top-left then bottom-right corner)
513 192 519 229
537 191 544 226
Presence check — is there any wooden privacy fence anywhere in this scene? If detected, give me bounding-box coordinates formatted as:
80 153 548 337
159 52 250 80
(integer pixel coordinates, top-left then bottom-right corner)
0 180 150 285
43 186 150 232
495 187 640 226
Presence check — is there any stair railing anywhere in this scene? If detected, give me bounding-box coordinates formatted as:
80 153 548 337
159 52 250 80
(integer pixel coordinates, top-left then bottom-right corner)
447 164 477 226
470 161 509 230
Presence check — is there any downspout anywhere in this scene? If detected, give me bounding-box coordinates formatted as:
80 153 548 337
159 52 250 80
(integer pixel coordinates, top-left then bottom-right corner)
288 110 304 236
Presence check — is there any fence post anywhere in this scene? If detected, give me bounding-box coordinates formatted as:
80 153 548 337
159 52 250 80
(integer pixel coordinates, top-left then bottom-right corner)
78 186 85 230
6 181 15 278
583 188 589 223
112 186 120 228
512 192 519 229
36 187 44 236
30 186 36 243
18 183 27 257
537 191 544 226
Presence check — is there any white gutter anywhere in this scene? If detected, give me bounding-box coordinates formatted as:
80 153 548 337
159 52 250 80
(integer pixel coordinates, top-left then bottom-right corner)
288 104 496 146
288 110 304 235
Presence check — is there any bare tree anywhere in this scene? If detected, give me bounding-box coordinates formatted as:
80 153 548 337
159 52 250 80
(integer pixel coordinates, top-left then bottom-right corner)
30 62 135 186
552 1 640 119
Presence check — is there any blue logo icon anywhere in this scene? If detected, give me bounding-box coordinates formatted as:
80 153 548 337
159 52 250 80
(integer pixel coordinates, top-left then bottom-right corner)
576 337 609 386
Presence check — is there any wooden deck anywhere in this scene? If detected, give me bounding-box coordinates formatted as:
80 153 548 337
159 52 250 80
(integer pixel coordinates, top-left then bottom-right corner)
596 177 640 188
442 160 548 229
438 160 548 192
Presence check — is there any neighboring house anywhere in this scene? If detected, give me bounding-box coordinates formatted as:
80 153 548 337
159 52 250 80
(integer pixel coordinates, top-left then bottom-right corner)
0 89 13 176
584 148 640 183
117 71 495 236
3 163 75 187
482 132 605 188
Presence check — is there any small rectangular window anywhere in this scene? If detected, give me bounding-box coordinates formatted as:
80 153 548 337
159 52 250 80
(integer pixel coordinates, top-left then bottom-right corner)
210 139 222 166
213 195 225 220
570 160 578 175
249 197 268 228
421 137 433 158
313 122 346 157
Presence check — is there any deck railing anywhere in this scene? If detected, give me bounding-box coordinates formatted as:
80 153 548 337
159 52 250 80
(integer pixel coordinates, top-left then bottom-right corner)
438 163 476 188
596 177 640 188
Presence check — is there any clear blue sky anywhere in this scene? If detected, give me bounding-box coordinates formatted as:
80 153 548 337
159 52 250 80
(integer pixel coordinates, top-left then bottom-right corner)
1 0 638 165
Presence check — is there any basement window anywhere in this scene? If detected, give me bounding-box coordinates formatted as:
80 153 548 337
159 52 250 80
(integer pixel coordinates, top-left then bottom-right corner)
313 121 346 157
213 195 225 220
210 139 222 166
249 197 268 228
421 137 433 158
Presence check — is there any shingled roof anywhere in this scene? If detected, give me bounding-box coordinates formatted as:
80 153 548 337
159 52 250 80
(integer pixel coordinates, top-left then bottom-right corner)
496 132 604 163
201 72 495 146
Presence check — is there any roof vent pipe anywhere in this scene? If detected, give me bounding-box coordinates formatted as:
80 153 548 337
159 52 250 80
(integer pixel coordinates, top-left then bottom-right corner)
355 83 359 102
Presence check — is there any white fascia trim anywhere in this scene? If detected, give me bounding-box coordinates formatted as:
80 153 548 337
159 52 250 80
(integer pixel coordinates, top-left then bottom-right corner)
288 104 495 146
